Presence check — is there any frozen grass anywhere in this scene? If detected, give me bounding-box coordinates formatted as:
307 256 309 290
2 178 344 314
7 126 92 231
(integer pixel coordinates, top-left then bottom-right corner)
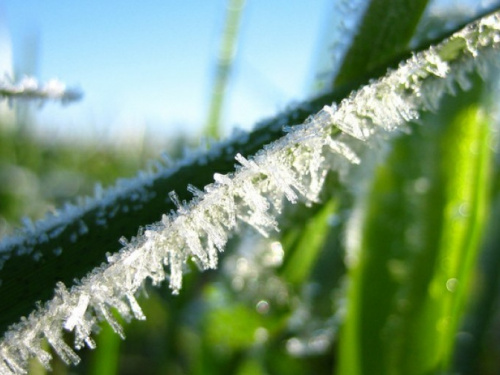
1 2 500 374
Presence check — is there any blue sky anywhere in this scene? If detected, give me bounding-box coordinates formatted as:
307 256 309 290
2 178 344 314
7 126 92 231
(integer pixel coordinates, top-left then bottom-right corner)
2 1 332 142
2 0 495 144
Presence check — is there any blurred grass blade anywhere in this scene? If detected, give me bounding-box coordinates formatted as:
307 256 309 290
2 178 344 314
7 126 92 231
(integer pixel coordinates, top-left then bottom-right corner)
204 0 245 139
28 341 48 375
280 198 338 286
425 91 491 368
454 194 500 373
90 322 121 375
330 2 428 373
337 77 493 375
333 0 429 88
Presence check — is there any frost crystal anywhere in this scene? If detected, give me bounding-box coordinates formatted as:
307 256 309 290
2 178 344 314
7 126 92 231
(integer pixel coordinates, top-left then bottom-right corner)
1 10 500 374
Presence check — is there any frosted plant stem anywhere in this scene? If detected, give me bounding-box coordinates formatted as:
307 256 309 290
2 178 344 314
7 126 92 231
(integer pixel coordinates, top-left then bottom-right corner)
0 76 82 104
0 79 336 336
0 10 499 374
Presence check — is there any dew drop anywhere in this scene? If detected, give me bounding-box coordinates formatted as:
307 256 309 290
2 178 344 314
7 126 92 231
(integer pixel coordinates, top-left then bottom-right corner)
236 258 249 273
414 177 430 194
308 332 330 354
263 241 284 267
254 327 269 343
446 278 459 292
458 203 470 217
256 300 270 315
286 338 303 356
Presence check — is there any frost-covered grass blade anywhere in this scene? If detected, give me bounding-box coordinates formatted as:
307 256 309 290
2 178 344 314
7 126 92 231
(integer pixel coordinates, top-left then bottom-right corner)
0 7 500 375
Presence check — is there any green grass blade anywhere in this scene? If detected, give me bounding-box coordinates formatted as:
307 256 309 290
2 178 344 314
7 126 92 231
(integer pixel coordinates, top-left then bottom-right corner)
337 78 493 375
280 198 338 286
425 93 491 369
331 1 428 373
89 322 121 375
204 0 245 139
333 0 429 88
454 194 500 373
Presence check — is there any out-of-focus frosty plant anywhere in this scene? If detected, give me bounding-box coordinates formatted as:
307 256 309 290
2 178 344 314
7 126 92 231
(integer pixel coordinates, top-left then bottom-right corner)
0 7 499 375
0 75 82 105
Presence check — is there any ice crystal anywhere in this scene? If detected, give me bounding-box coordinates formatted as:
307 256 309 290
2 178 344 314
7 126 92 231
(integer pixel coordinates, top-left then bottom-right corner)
0 10 500 374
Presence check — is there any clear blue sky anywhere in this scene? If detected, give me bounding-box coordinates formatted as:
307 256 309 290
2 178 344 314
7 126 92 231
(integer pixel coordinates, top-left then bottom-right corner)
2 1 332 143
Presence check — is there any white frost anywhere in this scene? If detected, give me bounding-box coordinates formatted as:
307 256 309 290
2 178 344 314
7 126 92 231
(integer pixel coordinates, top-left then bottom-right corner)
0 10 500 374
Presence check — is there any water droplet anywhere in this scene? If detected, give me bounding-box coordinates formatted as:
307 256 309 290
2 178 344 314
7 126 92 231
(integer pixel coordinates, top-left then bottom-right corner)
286 338 303 356
308 332 330 354
387 259 407 282
414 177 430 194
231 276 244 291
256 300 270 315
446 278 459 292
263 241 284 267
236 258 249 273
254 327 268 343
458 203 470 217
